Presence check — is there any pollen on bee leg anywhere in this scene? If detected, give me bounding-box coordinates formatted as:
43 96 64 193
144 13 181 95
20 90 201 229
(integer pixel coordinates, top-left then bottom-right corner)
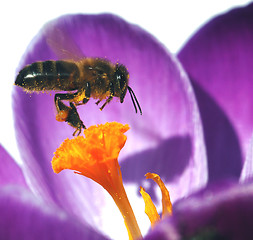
55 109 69 122
52 122 142 240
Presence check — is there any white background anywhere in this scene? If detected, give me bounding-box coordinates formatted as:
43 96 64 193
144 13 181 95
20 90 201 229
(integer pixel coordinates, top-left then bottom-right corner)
0 0 251 163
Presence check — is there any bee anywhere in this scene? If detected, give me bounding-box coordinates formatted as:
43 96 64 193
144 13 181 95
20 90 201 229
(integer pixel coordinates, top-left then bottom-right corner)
15 58 142 135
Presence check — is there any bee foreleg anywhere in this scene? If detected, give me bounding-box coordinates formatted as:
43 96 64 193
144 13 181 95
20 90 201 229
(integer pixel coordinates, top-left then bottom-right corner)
99 96 113 111
95 99 102 105
97 82 114 109
109 81 115 96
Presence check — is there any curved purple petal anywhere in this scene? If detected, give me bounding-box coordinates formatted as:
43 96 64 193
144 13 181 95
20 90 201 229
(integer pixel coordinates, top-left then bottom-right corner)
0 145 28 188
13 14 207 237
240 134 253 182
145 181 253 240
178 3 253 182
0 185 108 240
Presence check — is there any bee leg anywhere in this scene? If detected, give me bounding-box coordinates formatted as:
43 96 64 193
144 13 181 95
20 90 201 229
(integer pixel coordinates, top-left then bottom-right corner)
55 99 71 122
97 82 114 108
54 93 77 111
84 82 91 103
54 92 79 102
75 82 91 106
68 103 86 136
99 96 113 111
95 99 102 105
54 93 74 121
109 81 115 96
54 93 85 135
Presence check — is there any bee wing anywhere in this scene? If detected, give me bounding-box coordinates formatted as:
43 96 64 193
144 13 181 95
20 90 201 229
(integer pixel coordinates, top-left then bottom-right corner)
44 22 85 61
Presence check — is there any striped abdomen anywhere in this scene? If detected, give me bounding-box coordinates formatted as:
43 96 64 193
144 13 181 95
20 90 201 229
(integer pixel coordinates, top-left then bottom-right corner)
15 60 80 92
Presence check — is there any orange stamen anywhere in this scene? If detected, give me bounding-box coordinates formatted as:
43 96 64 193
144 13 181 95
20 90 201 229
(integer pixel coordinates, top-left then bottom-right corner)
145 173 173 217
139 187 160 227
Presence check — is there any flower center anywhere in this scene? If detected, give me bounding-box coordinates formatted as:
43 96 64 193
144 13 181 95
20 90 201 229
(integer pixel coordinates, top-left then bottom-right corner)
52 122 172 239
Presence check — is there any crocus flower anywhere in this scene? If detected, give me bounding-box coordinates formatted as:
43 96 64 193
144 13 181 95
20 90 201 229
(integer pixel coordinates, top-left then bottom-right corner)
12 12 207 239
2 2 252 239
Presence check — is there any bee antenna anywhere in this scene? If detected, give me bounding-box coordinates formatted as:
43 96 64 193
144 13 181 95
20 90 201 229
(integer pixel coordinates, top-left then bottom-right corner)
127 86 142 115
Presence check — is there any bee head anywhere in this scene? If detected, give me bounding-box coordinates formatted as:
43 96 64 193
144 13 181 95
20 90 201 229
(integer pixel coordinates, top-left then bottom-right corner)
114 63 142 115
114 64 129 103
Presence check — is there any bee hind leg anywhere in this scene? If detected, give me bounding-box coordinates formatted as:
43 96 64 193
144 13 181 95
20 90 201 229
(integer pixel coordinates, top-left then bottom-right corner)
54 93 85 135
68 103 86 136
54 93 74 122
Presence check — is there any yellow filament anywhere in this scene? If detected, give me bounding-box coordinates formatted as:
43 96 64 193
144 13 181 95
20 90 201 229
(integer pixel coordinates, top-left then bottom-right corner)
140 187 160 227
145 173 173 217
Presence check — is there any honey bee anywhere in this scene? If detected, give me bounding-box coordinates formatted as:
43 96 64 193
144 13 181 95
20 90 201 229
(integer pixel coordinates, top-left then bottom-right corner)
15 58 142 135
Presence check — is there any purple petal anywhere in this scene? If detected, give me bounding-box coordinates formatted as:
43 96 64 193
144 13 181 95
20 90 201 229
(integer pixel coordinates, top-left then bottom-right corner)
178 3 253 182
13 14 207 237
0 145 28 188
240 134 253 182
145 181 253 240
0 185 108 240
